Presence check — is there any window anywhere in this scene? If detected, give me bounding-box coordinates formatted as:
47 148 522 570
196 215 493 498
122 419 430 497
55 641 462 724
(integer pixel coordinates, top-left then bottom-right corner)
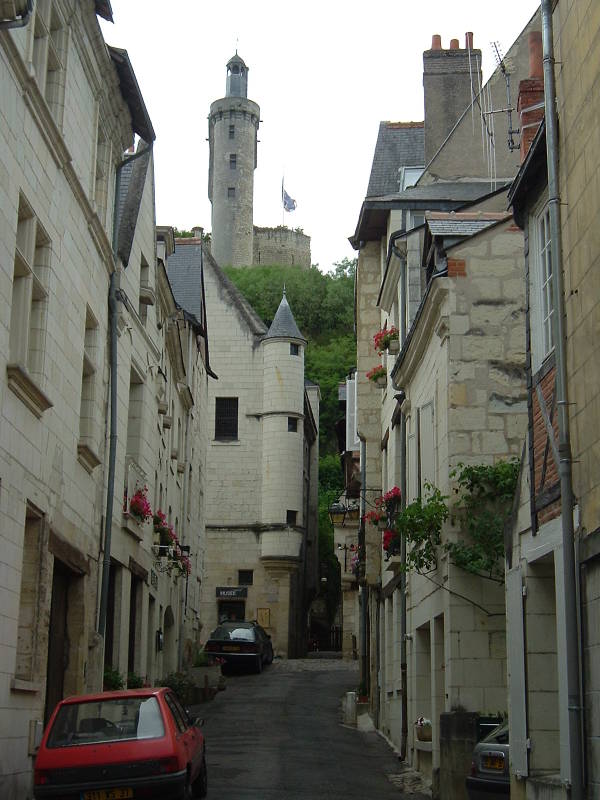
229 125 235 139
400 166 424 190
138 253 152 324
8 194 53 414
288 417 298 432
238 570 253 586
164 693 188 734
31 1 68 126
286 510 297 526
290 343 299 356
126 365 145 462
93 119 110 226
79 306 100 469
230 154 237 170
215 397 238 440
15 506 44 682
228 187 235 199
530 198 556 372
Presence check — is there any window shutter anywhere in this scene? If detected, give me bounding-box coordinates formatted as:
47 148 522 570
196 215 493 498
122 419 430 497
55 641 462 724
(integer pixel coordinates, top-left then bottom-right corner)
345 378 360 451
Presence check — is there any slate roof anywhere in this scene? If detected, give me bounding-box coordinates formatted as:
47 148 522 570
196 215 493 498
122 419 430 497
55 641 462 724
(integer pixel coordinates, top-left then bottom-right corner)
366 122 425 198
167 240 267 337
107 46 155 142
264 292 306 343
426 211 511 237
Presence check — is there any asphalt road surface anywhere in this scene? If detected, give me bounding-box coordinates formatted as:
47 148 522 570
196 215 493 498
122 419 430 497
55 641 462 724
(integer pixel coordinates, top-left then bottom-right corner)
192 658 413 799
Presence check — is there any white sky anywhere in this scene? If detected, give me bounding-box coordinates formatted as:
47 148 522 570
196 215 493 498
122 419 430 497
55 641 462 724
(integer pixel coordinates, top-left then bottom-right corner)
101 1 541 272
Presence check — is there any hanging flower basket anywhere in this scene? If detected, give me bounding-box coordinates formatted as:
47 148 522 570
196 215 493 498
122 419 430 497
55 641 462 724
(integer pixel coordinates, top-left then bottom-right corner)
373 326 399 354
366 365 387 387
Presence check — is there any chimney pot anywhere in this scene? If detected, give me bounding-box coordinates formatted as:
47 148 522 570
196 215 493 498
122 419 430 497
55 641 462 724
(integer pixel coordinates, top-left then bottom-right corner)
465 31 474 49
528 31 543 79
192 226 204 238
431 34 442 50
450 38 459 50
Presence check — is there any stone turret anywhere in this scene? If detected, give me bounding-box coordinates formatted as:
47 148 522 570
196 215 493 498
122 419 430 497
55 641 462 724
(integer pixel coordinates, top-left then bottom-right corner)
260 292 306 531
208 53 260 268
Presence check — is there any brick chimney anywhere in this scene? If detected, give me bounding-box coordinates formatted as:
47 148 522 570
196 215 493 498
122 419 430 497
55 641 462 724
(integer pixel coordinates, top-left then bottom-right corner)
423 33 482 165
517 31 544 161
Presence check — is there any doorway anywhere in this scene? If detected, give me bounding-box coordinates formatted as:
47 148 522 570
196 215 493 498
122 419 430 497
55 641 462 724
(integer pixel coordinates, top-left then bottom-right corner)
218 601 245 622
44 561 70 724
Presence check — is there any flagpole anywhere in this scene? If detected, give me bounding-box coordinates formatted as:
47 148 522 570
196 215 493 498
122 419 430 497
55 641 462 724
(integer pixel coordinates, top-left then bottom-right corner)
281 175 284 227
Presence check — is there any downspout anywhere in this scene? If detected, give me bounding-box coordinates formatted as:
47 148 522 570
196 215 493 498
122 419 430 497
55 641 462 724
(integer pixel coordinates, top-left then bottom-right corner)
399 409 408 760
541 2 583 795
393 242 409 760
178 329 194 671
359 436 368 691
98 143 153 640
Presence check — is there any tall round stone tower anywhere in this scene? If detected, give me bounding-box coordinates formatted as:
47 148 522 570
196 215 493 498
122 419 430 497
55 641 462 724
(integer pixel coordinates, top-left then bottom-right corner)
260 292 306 529
208 53 260 268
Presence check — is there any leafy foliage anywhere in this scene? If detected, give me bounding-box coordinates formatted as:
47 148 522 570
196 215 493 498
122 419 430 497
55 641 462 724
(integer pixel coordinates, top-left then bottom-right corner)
445 460 519 582
127 672 144 689
393 483 449 572
158 672 196 705
103 666 125 690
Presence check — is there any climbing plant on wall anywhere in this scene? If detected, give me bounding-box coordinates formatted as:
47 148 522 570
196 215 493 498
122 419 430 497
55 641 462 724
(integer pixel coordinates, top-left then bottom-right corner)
444 459 520 583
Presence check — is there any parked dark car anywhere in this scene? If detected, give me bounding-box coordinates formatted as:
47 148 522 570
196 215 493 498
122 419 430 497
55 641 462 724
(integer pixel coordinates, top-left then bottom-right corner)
33 688 207 800
204 621 273 673
466 723 509 800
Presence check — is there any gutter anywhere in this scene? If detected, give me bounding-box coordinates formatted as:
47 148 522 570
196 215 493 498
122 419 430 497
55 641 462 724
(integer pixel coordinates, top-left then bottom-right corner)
98 143 153 640
0 0 33 29
541 2 583 795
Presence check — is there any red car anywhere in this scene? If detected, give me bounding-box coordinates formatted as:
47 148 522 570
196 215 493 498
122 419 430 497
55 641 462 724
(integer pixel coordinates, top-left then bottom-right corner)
33 688 207 800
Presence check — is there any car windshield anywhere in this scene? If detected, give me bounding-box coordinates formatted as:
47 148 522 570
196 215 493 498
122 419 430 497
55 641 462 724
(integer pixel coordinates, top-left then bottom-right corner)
47 696 165 748
209 624 256 642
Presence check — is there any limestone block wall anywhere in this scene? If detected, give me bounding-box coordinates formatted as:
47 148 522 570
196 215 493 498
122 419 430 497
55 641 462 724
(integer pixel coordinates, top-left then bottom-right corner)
253 226 311 269
554 4 600 793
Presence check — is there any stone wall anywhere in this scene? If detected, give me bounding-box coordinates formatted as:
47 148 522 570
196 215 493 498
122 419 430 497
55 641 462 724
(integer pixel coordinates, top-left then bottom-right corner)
253 226 311 269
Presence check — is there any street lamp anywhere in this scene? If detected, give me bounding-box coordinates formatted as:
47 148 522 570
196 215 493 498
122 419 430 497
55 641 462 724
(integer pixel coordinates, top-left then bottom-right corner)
328 499 360 527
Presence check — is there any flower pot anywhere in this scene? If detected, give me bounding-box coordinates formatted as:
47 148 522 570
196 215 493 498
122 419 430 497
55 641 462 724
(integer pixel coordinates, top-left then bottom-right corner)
387 338 400 355
416 723 432 742
375 375 387 388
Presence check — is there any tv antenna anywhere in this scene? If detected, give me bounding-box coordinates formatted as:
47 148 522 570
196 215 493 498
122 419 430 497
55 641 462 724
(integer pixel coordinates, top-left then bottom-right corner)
491 41 520 152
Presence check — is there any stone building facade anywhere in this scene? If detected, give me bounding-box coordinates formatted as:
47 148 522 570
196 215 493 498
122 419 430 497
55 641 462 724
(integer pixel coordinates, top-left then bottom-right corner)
0 6 209 796
167 238 320 658
208 55 311 269
351 17 538 796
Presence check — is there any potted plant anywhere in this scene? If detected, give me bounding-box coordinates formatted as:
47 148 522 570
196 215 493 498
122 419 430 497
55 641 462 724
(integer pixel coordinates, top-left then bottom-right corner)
415 716 432 741
366 364 387 388
103 666 124 691
374 326 400 355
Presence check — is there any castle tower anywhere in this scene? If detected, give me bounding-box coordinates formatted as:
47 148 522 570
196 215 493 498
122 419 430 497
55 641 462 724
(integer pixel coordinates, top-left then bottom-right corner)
260 292 306 528
208 53 260 268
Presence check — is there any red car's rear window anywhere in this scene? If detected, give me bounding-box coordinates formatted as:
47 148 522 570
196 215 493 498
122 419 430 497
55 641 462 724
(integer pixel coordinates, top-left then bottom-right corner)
47 696 165 748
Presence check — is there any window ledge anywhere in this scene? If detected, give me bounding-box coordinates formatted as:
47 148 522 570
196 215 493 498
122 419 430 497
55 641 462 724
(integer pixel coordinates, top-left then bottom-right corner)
77 441 101 473
122 511 145 541
139 283 156 306
6 363 53 417
414 739 432 752
11 677 41 694
212 439 240 445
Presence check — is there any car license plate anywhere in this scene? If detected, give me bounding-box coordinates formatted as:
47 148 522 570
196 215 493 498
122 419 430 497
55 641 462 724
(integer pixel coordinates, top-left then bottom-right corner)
483 755 504 770
82 789 133 800
222 644 240 651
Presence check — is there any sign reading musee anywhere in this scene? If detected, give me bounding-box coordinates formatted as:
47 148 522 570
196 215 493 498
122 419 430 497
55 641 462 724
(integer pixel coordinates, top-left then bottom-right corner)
216 586 248 599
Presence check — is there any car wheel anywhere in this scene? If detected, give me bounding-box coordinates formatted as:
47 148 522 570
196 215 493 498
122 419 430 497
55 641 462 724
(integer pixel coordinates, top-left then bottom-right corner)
267 646 274 665
192 755 208 798
183 773 193 800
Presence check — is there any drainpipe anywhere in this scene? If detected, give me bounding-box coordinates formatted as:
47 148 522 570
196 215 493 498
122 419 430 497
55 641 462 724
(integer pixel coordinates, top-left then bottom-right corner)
0 0 33 29
359 436 368 691
541 2 583 795
98 143 153 640
399 408 408 760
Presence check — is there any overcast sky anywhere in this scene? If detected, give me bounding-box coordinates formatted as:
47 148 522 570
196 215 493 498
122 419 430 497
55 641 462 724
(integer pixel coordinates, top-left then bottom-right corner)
100 1 541 272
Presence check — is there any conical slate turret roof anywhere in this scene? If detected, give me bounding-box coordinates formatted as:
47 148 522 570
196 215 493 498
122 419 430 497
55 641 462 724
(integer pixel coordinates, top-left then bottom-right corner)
264 290 306 343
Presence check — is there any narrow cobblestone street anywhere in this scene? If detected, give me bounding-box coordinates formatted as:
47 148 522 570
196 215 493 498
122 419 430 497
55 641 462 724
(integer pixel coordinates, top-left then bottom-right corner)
191 659 424 799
